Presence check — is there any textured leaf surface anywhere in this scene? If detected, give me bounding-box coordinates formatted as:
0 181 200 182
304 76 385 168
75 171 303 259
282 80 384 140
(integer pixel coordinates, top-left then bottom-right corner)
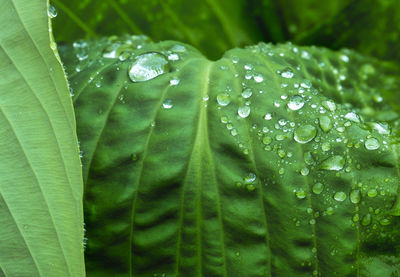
61 36 400 276
0 1 84 276
52 0 264 60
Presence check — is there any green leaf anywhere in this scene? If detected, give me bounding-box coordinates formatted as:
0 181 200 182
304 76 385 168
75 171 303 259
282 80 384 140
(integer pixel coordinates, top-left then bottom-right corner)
60 36 400 276
52 0 264 60
294 0 400 62
0 1 84 276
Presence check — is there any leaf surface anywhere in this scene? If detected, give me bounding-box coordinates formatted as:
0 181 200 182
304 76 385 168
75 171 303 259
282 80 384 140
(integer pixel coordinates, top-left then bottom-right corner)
61 36 400 276
0 1 84 276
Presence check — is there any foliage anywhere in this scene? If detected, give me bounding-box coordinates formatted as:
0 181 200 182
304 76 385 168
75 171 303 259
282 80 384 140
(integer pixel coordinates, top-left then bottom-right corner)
1 0 400 276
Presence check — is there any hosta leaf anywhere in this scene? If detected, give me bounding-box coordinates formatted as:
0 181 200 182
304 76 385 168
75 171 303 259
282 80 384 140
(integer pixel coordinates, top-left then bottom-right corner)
60 36 400 276
0 0 84 276
52 0 264 60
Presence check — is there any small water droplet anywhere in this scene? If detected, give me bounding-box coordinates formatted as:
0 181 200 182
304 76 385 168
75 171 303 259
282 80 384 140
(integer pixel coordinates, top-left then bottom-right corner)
320 155 345 171
365 138 380 150
254 74 263 83
168 53 179 61
334 191 347 202
48 4 57 18
322 100 336 112
162 99 173 109
241 88 252 98
344 112 360 123
128 52 170 82
287 95 304 110
379 218 391 226
312 183 324 194
361 213 371 226
217 93 231 106
300 168 310 176
280 68 294 79
296 189 307 199
264 113 272 120
350 189 361 204
319 116 332 132
238 106 250 118
340 55 349 63
262 136 272 145
169 77 180 86
367 188 378 198
294 125 317 144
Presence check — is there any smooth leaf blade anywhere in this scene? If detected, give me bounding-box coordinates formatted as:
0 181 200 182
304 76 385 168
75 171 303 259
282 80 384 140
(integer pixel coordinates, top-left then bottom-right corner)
0 1 84 276
61 37 400 276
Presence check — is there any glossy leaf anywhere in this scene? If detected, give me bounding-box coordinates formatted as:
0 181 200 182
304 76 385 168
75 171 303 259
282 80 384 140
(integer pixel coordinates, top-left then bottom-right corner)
0 1 84 276
61 36 400 276
52 0 264 60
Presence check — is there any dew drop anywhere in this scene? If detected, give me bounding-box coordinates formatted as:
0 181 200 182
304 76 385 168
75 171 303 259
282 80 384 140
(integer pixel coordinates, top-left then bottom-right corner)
48 4 57 18
312 183 324 194
350 189 361 204
254 74 263 83
320 155 345 171
367 188 378 198
319 115 332 132
296 189 307 199
321 100 336 112
264 113 272 120
287 95 304 110
294 125 317 144
361 213 371 226
128 52 170 82
334 191 347 202
344 112 360 123
169 77 180 86
280 68 294 79
380 218 391 226
162 99 173 109
262 136 272 145
364 138 380 150
238 106 251 118
216 93 231 106
241 88 253 98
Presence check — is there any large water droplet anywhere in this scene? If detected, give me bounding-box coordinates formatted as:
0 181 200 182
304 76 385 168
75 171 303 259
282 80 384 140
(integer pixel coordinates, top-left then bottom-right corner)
367 188 378 198
364 138 380 150
296 189 307 199
312 183 324 194
320 155 345 171
241 88 253 98
319 116 332 132
334 191 347 202
361 214 371 226
344 112 360 123
238 106 251 118
350 189 361 204
294 125 317 144
287 95 304 110
217 93 231 106
322 100 336 112
128 52 170 82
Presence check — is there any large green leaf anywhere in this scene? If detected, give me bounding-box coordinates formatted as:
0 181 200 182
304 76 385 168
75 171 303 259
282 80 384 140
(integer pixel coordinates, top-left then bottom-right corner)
60 36 400 276
52 0 264 60
0 1 84 276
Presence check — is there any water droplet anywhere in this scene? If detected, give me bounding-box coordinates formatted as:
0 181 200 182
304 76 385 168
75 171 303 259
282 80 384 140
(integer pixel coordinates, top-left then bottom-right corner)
264 113 272 120
119 51 131 61
296 189 307 199
162 99 173 109
321 142 331 152
344 112 360 123
238 106 250 118
334 191 347 202
294 125 317 144
241 88 252 98
231 129 238 136
322 100 336 112
367 122 390 135
319 116 332 132
320 155 345 171
169 77 180 86
287 95 304 111
312 183 324 194
244 172 256 184
216 93 231 106
262 136 272 145
379 218 391 226
254 74 263 83
352 214 360 222
168 53 179 61
367 188 378 198
361 214 371 226
300 168 310 176
326 207 334 215
280 68 294 78
128 52 170 82
365 138 380 150
48 4 57 18
350 189 361 204
340 55 349 63
300 80 312 89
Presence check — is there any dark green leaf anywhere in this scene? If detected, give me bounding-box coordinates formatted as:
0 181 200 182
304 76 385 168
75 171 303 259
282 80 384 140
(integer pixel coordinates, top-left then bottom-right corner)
61 36 400 276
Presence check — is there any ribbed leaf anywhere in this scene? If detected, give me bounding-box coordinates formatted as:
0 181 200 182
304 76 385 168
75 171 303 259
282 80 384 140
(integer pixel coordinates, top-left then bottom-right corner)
0 1 84 276
60 36 400 276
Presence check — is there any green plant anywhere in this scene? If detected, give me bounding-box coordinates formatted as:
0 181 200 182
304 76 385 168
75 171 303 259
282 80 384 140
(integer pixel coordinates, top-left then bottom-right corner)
1 0 400 276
